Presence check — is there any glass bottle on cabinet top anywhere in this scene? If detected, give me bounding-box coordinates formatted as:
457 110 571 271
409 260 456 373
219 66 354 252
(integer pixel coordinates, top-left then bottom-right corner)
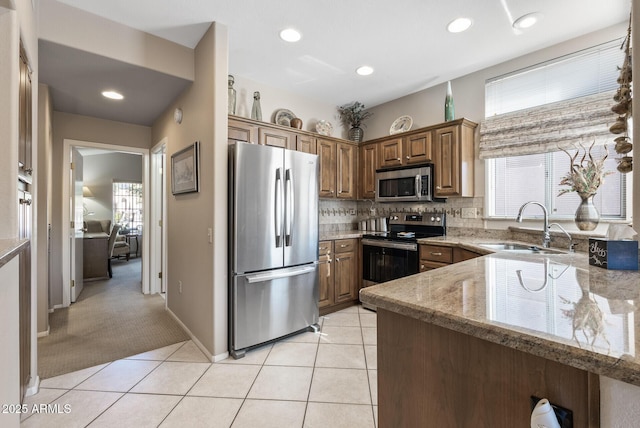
251 91 262 121
228 75 236 115
445 81 455 122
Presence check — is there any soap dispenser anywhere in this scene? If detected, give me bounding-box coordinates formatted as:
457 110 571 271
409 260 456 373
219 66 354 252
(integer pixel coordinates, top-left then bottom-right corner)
530 398 560 428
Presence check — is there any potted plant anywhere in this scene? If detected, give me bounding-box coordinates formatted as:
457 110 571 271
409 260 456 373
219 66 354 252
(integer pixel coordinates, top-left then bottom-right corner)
558 142 612 231
338 101 373 142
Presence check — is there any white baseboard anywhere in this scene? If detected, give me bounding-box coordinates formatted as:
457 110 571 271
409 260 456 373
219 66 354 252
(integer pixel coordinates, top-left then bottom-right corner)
37 326 50 337
165 307 215 363
25 376 40 397
213 351 229 362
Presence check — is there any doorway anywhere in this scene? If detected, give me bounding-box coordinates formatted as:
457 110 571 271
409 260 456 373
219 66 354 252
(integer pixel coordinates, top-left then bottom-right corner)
61 139 151 307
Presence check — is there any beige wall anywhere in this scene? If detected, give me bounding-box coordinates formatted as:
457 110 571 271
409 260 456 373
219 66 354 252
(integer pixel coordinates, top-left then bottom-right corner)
37 0 194 81
151 23 229 358
231 75 346 139
49 112 151 308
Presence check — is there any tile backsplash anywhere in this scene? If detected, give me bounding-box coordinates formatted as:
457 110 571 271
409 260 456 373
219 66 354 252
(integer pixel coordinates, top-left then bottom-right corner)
319 197 485 233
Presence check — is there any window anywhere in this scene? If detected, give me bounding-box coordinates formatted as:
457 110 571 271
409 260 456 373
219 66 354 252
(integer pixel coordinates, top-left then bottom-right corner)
485 40 628 219
113 182 143 232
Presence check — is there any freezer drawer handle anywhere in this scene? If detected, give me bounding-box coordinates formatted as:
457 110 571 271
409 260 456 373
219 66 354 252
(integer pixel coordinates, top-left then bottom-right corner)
246 266 316 283
275 168 283 248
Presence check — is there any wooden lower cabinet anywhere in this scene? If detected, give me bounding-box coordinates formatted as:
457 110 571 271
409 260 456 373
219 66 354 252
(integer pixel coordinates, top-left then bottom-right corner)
419 243 481 272
318 238 360 315
378 309 599 427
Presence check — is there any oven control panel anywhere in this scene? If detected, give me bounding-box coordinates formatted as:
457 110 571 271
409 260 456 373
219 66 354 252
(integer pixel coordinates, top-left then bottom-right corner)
388 212 446 227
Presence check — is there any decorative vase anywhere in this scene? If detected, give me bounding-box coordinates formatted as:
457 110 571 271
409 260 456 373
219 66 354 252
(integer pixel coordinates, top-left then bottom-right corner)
348 126 364 142
251 91 262 121
290 118 303 129
445 81 455 122
228 75 236 115
575 193 599 231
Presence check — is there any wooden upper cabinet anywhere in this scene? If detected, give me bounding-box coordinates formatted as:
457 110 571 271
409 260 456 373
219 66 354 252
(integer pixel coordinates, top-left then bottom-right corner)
336 143 355 199
259 127 295 150
379 138 404 169
434 120 475 197
359 144 378 200
228 117 258 144
296 134 317 154
318 139 336 198
405 131 432 164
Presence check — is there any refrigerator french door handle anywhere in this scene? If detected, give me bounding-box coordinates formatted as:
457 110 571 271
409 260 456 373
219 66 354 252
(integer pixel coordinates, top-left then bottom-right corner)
275 168 283 248
245 265 316 283
285 169 293 246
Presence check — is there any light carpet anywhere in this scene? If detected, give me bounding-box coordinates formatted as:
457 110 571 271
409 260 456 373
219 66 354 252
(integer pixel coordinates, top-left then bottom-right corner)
38 258 190 379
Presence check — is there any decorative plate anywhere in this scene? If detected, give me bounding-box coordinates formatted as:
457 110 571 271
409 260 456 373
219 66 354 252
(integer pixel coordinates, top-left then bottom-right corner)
274 109 296 127
390 115 413 135
316 120 333 136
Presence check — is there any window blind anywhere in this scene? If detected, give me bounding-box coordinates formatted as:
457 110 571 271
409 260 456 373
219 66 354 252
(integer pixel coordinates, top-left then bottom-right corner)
479 39 623 159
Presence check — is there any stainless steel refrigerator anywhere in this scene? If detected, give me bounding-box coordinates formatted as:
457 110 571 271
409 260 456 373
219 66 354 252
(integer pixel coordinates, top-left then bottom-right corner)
229 141 319 358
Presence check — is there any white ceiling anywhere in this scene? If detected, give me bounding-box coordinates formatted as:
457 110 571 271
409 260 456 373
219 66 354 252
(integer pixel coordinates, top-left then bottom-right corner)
40 0 629 126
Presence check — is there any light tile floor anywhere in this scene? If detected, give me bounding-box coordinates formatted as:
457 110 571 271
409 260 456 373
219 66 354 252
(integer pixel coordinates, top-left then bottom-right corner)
21 305 377 428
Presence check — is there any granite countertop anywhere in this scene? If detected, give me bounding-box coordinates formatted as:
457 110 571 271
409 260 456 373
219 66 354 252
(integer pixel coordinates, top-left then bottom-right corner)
320 231 364 241
360 237 640 387
0 238 29 269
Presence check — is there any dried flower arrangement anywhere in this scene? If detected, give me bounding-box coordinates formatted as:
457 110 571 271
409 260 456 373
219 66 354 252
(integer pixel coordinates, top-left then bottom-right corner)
337 101 373 129
611 14 633 173
558 142 612 197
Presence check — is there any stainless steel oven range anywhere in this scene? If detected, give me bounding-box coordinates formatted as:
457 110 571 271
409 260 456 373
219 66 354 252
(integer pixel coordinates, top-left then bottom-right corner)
361 212 446 310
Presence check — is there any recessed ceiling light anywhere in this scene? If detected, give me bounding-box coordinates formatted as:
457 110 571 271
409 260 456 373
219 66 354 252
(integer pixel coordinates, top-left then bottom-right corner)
279 28 302 43
102 90 124 100
513 12 543 30
447 17 473 33
356 65 374 76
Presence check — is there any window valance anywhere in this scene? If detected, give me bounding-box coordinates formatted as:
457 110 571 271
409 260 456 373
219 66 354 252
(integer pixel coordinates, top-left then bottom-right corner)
479 91 618 159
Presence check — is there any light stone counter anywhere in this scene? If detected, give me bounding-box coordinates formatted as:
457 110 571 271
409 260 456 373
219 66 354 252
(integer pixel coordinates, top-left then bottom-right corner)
319 231 364 241
360 240 640 387
0 238 29 269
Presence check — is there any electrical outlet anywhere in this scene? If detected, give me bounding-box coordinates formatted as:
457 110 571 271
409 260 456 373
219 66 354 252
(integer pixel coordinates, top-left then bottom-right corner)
178 280 183 294
461 207 478 219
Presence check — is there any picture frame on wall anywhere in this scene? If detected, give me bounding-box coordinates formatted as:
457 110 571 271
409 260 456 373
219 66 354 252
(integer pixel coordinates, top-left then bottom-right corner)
171 141 200 195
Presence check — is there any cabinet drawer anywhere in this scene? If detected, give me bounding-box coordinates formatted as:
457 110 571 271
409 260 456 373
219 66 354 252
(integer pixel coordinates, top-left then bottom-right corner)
419 245 453 263
419 260 448 272
334 239 357 253
319 241 332 255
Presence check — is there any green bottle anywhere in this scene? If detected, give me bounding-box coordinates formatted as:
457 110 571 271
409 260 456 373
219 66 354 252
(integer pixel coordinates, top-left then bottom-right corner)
445 81 455 122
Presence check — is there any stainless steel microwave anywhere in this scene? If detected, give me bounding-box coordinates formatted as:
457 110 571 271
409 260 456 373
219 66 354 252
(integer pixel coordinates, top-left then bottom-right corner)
375 165 432 202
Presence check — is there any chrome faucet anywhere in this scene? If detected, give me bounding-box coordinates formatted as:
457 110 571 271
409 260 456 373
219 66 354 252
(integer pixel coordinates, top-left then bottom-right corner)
516 201 551 248
549 223 575 252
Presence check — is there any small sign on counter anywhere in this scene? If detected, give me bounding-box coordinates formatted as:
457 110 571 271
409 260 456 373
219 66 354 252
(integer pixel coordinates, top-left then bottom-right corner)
588 238 638 270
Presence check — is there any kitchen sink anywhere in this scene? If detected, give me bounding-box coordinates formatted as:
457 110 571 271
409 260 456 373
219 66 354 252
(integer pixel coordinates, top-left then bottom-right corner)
478 243 565 255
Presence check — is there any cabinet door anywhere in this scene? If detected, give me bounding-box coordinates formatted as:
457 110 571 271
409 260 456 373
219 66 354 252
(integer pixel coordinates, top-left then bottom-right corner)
452 247 482 263
318 253 334 309
334 250 357 303
404 131 432 164
359 144 378 199
379 138 404 168
259 128 295 150
296 135 317 154
336 143 355 199
434 125 460 197
228 118 258 144
318 139 336 198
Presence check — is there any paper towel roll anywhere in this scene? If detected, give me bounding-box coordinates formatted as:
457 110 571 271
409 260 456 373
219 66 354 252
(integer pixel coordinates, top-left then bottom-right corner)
530 398 561 428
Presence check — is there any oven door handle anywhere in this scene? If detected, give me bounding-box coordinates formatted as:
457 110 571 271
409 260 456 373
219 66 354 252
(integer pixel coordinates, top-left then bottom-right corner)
362 239 417 252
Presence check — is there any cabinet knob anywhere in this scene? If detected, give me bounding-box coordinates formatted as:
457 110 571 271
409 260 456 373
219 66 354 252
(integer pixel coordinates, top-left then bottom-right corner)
335 258 341 262
340 244 347 248
396 158 401 161
436 186 441 189
24 168 33 175
421 264 425 269
431 252 442 256
406 156 410 160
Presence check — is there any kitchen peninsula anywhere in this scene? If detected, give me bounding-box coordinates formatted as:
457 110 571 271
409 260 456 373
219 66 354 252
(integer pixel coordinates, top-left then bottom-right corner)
359 239 640 427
